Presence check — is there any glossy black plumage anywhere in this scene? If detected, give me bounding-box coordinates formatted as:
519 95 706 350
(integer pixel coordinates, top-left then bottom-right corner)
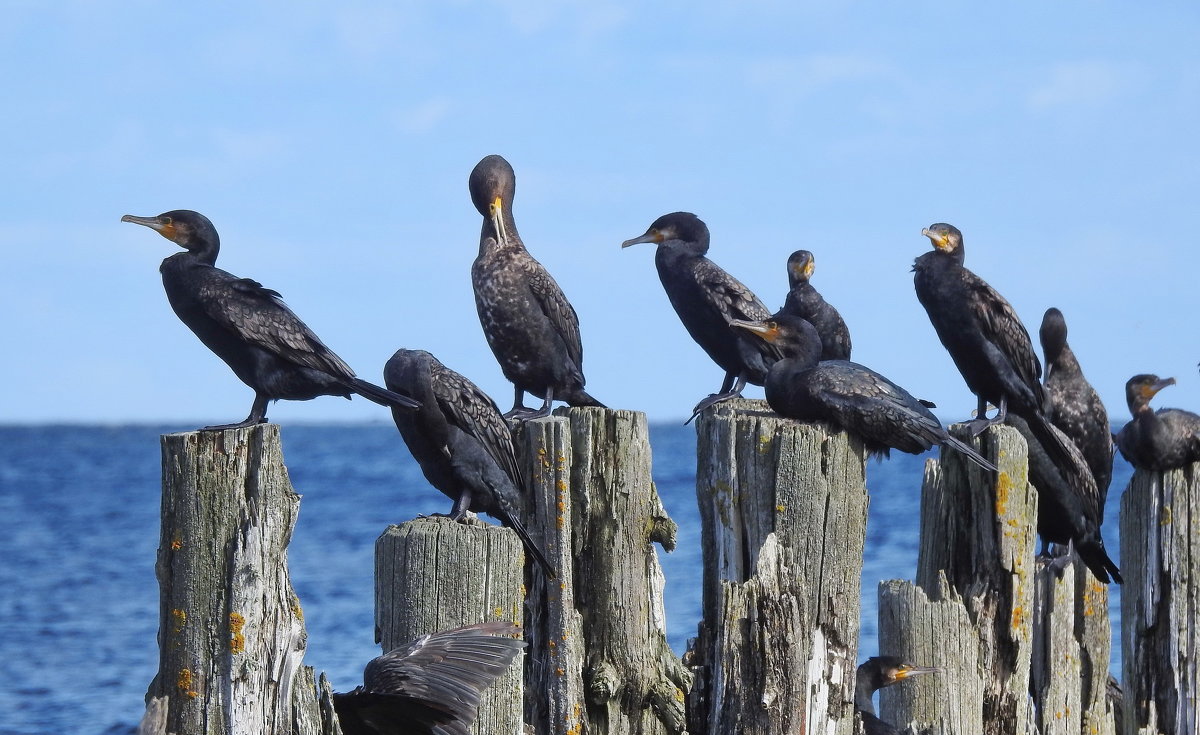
334 621 525 735
621 212 773 419
384 349 554 577
732 315 996 472
854 656 940 735
121 210 418 430
913 224 1076 471
777 249 851 360
1116 375 1200 471
469 155 602 419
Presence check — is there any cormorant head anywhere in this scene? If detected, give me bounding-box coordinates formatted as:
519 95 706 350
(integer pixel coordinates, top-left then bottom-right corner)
469 155 517 241
787 250 816 288
729 314 821 366
1125 374 1175 414
858 656 941 693
121 210 220 255
921 223 963 255
1039 307 1068 368
621 212 710 254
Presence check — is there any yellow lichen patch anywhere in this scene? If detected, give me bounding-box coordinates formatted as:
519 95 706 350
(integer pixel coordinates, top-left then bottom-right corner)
776 504 786 514
757 434 773 454
171 608 187 633
675 686 685 702
177 668 198 698
1011 605 1025 631
229 612 246 654
290 595 304 622
493 606 504 618
994 471 1012 516
556 667 565 676
170 535 183 551
1160 505 1173 525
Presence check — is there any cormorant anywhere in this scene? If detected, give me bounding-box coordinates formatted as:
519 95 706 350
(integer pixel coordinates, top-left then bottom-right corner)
384 349 555 577
469 155 603 419
855 656 940 735
121 210 418 430
1040 307 1113 496
913 224 1076 472
777 249 851 360
1004 413 1121 583
1116 374 1200 471
730 315 996 472
334 621 525 735
621 212 773 420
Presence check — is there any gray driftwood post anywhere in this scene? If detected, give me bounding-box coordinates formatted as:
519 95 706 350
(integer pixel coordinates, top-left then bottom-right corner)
1120 464 1200 735
140 425 332 735
687 399 870 735
521 407 691 735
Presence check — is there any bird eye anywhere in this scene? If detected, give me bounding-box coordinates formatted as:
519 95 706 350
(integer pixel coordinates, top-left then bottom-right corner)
162 217 173 225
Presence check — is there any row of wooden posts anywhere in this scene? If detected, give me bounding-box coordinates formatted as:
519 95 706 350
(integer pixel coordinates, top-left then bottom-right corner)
136 401 1198 735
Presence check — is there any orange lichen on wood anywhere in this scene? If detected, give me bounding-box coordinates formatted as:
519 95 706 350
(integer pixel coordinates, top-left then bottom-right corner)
229 612 246 654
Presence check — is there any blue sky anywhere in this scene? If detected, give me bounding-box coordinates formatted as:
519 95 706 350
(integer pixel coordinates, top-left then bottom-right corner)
2 2 1197 426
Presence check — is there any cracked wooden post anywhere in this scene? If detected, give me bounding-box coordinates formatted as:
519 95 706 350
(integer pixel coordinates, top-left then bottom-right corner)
374 517 525 735
1119 464 1200 735
686 399 870 735
141 425 332 735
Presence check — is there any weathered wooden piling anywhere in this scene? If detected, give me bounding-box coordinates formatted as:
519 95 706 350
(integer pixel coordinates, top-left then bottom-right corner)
140 425 331 735
687 399 870 735
1120 464 1200 735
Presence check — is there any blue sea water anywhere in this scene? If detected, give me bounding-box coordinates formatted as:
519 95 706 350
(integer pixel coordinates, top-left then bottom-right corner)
0 422 1132 735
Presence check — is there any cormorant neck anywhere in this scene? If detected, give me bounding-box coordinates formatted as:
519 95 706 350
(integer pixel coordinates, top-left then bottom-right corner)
186 237 220 266
1048 345 1082 378
854 666 878 715
479 212 525 254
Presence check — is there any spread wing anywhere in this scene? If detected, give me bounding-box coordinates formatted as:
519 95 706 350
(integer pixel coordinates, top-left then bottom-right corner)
198 269 355 379
961 270 1041 392
524 258 585 372
432 362 523 487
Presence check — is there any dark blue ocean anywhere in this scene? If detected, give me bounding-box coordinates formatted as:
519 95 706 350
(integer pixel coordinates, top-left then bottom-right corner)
0 423 1133 735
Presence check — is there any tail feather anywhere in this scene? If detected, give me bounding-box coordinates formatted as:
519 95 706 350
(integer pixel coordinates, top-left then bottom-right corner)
496 508 556 579
1078 538 1122 585
349 377 420 411
565 388 606 409
943 434 998 473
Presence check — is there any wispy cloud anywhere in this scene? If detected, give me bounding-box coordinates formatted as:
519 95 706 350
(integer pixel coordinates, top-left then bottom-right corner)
1028 60 1130 110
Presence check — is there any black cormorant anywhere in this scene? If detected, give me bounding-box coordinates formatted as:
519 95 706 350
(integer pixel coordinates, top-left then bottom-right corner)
730 315 996 471
469 155 603 419
1116 374 1200 471
122 210 418 430
621 212 773 420
913 224 1076 471
777 249 851 360
855 656 940 735
1040 307 1113 495
334 621 525 735
384 349 554 577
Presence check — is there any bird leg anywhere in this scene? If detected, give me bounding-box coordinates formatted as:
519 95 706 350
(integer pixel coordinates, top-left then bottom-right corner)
504 386 555 421
686 374 747 425
964 395 1008 437
201 394 269 431
449 490 476 522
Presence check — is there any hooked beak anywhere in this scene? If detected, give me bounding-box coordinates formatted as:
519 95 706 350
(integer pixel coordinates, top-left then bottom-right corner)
122 214 178 242
489 196 509 244
621 231 663 249
1151 377 1177 396
922 227 952 253
729 319 775 342
894 664 942 681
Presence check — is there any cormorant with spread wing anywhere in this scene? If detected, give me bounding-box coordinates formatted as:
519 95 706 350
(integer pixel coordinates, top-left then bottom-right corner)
334 622 525 735
855 656 941 735
731 314 996 471
777 249 851 360
469 155 603 419
384 349 554 578
621 212 773 420
121 210 418 430
1116 374 1200 471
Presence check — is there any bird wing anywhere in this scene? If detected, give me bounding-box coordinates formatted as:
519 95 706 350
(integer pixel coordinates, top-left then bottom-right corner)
961 270 1041 390
524 259 585 372
804 363 942 453
198 272 355 379
432 364 523 487
694 259 772 323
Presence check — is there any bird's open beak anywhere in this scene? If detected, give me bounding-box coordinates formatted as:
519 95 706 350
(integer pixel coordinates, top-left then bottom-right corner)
729 319 777 342
122 214 178 242
621 231 663 249
489 196 509 244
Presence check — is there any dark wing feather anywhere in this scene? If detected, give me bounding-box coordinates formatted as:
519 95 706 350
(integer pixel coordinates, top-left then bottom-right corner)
199 273 355 379
694 259 772 324
431 363 523 487
524 258 585 372
803 363 942 454
961 270 1041 393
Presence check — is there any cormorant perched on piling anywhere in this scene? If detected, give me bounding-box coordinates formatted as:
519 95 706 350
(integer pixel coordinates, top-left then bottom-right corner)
469 155 603 419
1040 307 1113 496
730 315 996 471
1116 374 1200 471
913 224 1076 471
621 212 773 420
121 210 418 430
855 656 940 735
334 621 525 735
384 349 555 578
777 249 851 360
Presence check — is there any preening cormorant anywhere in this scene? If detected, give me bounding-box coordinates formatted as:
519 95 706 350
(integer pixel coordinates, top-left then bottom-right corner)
1116 374 1200 471
777 249 851 360
1040 307 1113 496
469 155 603 419
121 210 418 430
334 621 525 735
913 224 1076 471
621 212 773 420
730 315 996 472
384 349 554 577
855 656 940 735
